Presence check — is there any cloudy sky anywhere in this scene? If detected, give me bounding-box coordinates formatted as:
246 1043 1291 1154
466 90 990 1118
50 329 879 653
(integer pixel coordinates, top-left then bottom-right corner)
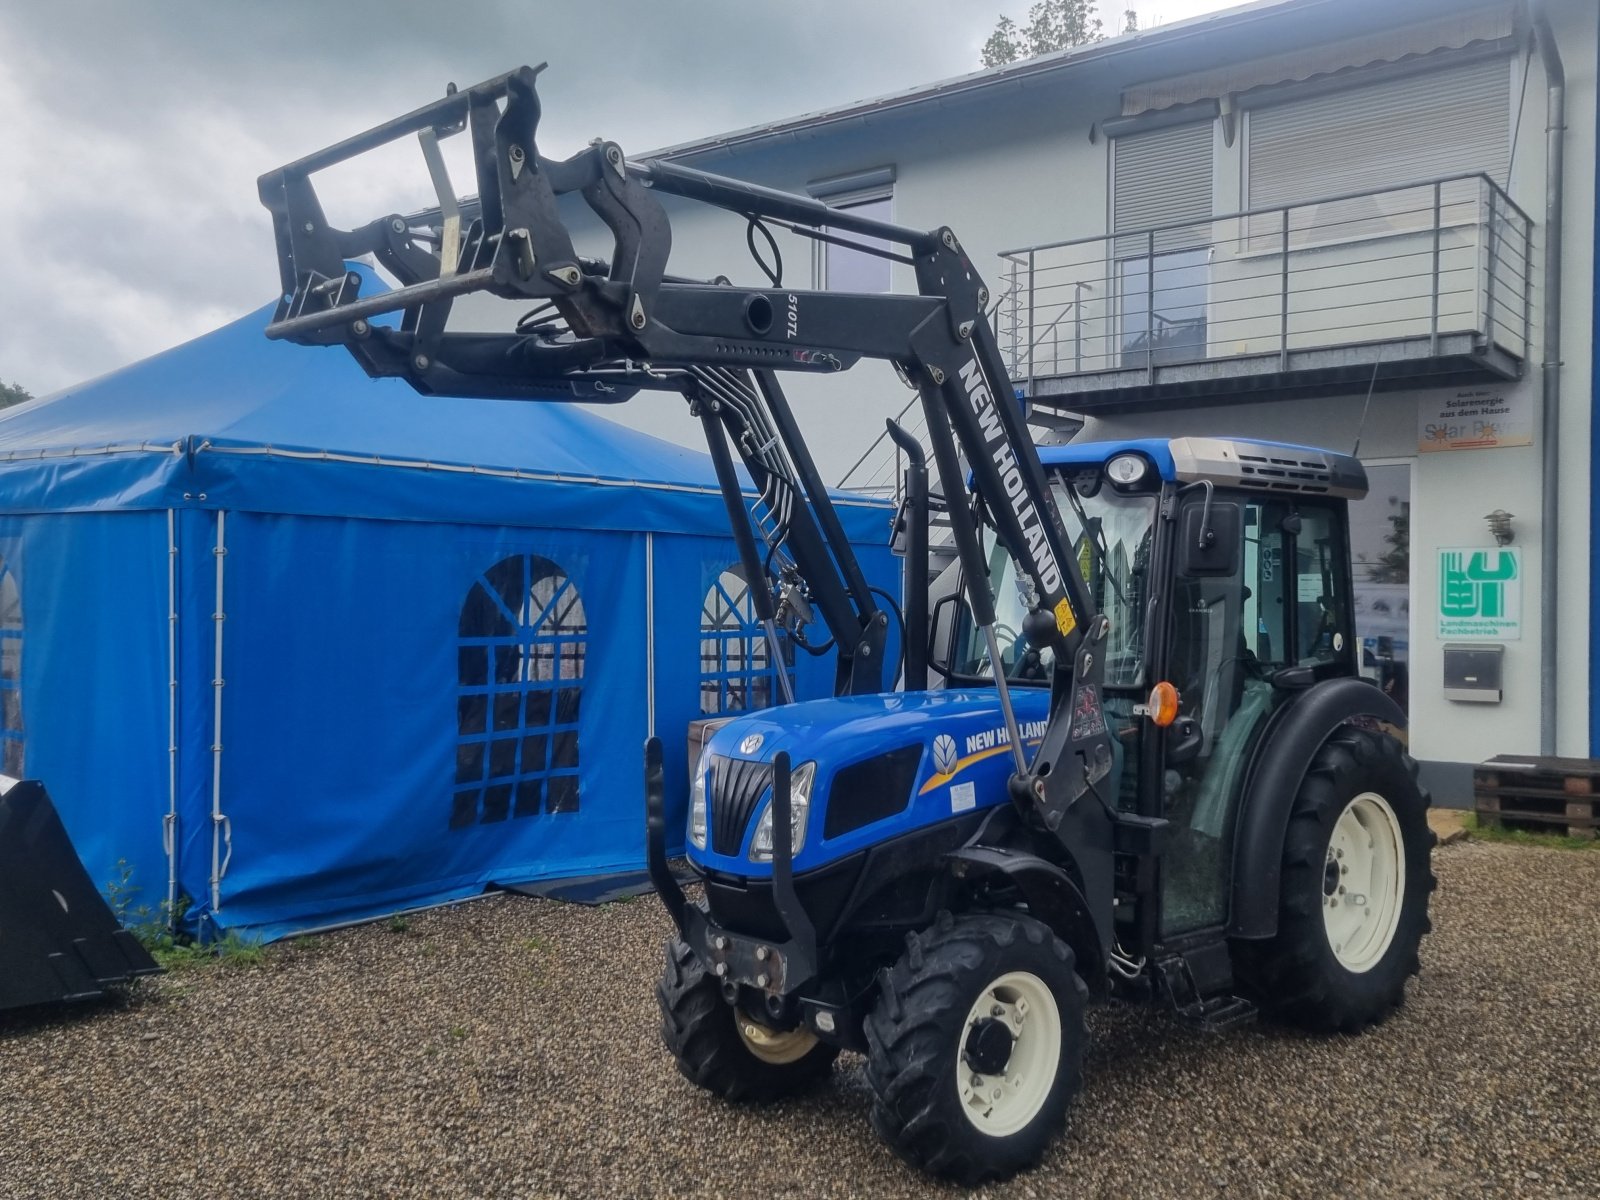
0 0 1235 399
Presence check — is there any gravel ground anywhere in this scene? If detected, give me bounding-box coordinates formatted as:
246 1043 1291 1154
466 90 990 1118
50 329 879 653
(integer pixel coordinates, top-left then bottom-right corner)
2 839 1597 1199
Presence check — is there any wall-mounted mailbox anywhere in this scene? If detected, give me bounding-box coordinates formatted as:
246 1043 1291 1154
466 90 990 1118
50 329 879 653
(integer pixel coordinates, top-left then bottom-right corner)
1443 643 1504 703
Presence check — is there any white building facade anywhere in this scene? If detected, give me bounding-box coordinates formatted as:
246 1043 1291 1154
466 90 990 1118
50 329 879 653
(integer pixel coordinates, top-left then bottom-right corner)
573 0 1598 801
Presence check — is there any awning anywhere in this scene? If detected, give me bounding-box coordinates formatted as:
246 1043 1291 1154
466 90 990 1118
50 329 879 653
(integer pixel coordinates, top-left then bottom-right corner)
1121 3 1517 115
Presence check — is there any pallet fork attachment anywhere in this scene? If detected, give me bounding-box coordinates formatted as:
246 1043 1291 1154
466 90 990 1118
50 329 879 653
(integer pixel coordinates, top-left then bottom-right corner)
0 779 161 1011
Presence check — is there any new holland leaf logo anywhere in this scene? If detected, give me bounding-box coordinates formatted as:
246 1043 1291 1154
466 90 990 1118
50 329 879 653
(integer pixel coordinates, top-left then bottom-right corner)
932 734 958 776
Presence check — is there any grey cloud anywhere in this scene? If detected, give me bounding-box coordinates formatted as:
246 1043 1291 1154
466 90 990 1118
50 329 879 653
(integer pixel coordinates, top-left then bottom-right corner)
4 0 1137 394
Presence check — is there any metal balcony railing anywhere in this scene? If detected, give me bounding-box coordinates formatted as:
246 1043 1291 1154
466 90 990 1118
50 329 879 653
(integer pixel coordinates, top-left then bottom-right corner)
996 174 1533 405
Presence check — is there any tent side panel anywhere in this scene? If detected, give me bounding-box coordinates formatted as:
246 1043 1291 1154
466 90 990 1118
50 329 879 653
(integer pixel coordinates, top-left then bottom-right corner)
3 511 171 919
209 512 649 936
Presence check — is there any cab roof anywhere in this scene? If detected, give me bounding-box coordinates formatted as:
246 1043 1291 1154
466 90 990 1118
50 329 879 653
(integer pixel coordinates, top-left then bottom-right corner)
1036 436 1367 499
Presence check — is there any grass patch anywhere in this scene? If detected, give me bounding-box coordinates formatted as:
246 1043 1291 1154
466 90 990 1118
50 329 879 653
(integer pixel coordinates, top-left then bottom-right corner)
106 860 271 973
1462 812 1599 851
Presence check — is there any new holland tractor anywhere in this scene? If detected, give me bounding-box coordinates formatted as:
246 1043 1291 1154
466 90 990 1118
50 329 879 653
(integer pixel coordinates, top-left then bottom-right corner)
259 66 1435 1183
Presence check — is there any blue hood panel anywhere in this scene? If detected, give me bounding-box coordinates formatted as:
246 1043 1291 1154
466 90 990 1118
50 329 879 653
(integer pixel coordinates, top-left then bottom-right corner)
689 688 1053 877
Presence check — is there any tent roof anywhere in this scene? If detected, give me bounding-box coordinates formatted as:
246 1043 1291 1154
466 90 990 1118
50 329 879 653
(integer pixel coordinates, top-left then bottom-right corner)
0 295 888 539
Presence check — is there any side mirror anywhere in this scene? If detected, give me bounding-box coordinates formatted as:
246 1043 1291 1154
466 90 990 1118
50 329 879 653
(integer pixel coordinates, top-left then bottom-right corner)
927 592 970 680
1178 501 1241 577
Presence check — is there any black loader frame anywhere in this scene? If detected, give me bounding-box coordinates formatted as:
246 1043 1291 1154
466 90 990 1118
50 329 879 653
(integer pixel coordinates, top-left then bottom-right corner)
259 65 1122 949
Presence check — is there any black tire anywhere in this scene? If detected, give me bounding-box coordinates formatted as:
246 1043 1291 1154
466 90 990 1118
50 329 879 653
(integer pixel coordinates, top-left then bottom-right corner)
656 936 838 1103
1235 726 1436 1033
864 911 1087 1185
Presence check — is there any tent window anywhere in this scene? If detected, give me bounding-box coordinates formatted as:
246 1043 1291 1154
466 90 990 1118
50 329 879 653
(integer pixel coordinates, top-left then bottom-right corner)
0 562 21 778
453 555 586 829
700 565 794 715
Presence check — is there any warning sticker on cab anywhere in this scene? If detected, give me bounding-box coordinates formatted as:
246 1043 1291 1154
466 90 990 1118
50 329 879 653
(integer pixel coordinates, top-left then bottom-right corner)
1054 597 1077 637
950 782 976 813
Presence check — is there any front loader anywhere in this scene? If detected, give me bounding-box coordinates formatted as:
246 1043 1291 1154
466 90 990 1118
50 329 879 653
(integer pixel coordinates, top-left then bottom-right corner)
258 66 1435 1184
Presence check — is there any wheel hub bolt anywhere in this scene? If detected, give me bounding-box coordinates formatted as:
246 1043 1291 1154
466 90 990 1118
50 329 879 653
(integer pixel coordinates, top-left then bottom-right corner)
992 1004 1005 1017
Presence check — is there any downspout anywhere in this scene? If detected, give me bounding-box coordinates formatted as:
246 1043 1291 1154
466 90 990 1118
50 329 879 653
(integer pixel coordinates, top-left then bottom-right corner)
1530 0 1565 757
1592 24 1600 757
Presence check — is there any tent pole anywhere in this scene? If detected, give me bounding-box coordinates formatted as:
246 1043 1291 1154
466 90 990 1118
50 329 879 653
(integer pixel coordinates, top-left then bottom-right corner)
209 512 230 919
163 510 179 931
645 532 656 739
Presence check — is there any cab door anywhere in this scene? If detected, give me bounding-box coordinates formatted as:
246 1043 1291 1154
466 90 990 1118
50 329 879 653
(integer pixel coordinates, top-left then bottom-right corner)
1156 493 1356 937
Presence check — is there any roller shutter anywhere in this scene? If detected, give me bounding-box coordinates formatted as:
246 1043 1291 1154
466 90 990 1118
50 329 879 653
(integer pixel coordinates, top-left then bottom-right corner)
1247 56 1511 208
1113 121 1214 253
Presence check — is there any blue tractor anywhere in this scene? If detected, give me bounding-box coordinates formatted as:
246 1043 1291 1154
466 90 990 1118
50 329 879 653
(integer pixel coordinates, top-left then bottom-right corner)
260 68 1435 1185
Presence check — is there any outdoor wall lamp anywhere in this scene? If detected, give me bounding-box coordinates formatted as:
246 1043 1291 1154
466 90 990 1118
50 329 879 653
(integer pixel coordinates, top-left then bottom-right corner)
1484 509 1515 546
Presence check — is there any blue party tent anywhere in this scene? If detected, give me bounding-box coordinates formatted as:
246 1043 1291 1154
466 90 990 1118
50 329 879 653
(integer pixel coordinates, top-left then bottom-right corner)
0 301 897 939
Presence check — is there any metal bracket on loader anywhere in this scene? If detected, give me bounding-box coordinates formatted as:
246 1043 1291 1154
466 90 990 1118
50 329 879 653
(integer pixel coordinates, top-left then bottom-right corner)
0 779 161 1011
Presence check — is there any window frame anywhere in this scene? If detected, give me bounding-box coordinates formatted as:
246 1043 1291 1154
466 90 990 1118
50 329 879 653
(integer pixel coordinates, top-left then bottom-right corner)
699 563 795 716
807 171 897 293
453 554 586 829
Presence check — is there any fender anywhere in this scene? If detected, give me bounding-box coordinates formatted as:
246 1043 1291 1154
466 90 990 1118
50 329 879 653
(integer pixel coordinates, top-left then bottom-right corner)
1229 677 1406 939
947 845 1108 995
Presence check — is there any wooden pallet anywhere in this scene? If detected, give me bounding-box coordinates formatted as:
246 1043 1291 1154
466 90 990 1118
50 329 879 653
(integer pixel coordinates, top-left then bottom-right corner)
1474 755 1600 840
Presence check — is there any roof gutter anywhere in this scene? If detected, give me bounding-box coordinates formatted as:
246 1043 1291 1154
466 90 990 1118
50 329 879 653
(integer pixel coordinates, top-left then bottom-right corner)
1529 0 1565 756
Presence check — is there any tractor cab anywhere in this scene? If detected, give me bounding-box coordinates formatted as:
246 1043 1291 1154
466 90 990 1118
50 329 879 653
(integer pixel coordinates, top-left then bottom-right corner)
938 435 1368 939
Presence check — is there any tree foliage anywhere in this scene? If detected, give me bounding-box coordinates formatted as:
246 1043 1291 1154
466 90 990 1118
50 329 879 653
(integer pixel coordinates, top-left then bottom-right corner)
0 381 31 409
982 1 1134 67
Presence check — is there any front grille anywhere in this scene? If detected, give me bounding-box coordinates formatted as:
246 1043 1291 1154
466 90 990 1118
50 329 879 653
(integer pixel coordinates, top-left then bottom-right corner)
710 754 772 856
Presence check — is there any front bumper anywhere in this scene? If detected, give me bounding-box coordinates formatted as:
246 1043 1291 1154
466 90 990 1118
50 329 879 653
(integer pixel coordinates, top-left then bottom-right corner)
646 738 825 1015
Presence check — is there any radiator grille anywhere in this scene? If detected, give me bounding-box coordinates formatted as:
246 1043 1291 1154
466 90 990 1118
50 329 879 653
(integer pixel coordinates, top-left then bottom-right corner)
710 755 772 857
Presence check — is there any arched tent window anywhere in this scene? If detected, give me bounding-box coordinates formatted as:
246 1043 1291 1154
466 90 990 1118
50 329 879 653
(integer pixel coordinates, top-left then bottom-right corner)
0 562 20 778
700 564 794 715
454 555 586 829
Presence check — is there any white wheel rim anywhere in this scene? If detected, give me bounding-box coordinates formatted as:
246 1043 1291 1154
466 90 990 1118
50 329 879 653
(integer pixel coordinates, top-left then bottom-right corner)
737 1018 818 1065
954 970 1061 1137
1322 791 1406 973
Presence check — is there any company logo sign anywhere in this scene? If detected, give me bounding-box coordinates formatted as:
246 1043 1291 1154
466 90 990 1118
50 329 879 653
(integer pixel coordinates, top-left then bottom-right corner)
739 733 765 756
932 734 958 775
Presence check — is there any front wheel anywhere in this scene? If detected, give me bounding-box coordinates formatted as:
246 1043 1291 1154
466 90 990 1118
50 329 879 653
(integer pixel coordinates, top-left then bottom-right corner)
1235 727 1436 1032
865 911 1087 1185
656 936 838 1102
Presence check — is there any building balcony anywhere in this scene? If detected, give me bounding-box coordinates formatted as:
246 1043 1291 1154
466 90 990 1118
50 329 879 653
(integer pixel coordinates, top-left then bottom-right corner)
995 174 1532 415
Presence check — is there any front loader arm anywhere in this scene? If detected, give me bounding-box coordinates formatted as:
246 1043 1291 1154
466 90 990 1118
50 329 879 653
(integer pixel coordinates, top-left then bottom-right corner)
258 66 1118 912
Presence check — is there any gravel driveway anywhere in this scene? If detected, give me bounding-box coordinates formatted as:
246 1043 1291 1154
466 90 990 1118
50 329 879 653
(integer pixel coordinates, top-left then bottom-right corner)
2 838 1596 1199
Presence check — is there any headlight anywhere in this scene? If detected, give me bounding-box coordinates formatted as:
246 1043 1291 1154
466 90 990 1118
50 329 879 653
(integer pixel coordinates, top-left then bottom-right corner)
749 760 816 862
689 750 710 850
1106 453 1149 487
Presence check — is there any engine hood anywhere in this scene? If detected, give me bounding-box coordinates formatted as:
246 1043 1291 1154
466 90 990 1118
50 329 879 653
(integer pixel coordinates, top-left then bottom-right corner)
691 687 1053 875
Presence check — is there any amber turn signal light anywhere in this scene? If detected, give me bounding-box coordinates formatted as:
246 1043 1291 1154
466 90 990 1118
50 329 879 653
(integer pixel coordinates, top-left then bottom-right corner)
1148 681 1180 728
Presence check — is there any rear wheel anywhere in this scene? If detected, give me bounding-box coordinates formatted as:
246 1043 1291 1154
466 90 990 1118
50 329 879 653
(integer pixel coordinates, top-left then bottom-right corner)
865 912 1086 1185
1235 727 1435 1032
656 936 838 1102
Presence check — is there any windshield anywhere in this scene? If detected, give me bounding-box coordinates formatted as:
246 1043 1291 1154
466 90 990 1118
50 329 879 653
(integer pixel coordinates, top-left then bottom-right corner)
956 475 1155 688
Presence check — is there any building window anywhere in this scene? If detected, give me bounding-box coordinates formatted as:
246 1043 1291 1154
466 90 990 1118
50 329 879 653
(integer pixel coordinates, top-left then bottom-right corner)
1111 120 1214 369
0 561 21 778
809 169 896 293
1245 56 1511 244
700 565 794 715
453 555 586 829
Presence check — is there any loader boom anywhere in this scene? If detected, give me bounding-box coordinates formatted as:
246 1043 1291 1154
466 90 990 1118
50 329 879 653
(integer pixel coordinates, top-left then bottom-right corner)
258 65 1117 858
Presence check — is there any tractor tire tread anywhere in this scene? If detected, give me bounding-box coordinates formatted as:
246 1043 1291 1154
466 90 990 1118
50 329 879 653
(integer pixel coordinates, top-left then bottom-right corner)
656 936 837 1104
864 912 1086 1186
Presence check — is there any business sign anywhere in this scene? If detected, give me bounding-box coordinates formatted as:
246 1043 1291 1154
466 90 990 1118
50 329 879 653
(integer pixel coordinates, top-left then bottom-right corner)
1438 547 1520 640
1419 387 1532 452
